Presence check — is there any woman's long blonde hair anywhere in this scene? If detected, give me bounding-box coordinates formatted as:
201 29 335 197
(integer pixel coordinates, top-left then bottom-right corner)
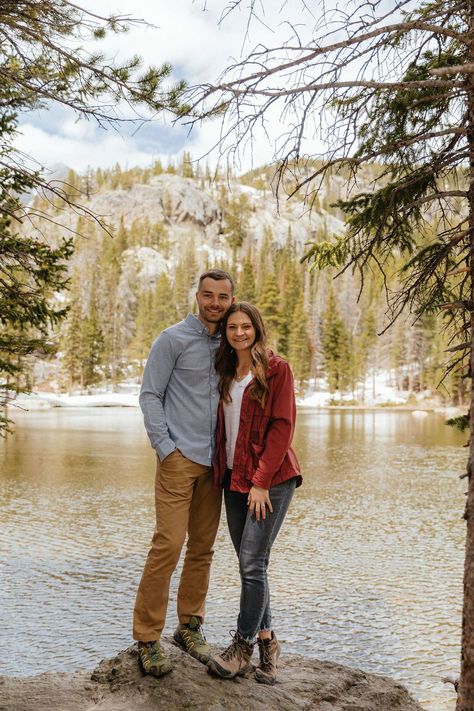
215 302 269 409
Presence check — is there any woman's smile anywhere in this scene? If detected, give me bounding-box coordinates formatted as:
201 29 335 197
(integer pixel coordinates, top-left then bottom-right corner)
226 312 256 350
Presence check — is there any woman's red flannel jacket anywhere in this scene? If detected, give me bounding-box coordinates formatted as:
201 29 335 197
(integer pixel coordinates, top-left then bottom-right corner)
213 352 302 493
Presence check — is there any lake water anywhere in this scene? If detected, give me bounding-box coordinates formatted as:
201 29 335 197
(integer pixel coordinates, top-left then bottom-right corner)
0 407 466 710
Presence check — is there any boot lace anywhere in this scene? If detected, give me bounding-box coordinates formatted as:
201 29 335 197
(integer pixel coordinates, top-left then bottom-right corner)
221 632 250 662
144 641 165 663
259 639 274 672
181 625 206 650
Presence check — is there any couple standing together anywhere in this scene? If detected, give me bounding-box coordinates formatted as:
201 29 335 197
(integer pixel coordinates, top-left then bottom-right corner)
133 269 302 685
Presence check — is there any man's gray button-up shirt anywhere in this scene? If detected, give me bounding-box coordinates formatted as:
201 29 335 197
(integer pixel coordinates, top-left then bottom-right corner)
139 314 220 466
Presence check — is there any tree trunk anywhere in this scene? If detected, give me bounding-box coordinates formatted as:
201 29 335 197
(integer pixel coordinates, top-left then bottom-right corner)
457 10 474 704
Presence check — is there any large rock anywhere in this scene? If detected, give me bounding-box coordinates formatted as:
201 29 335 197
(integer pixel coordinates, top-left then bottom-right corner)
0 639 424 711
88 175 220 229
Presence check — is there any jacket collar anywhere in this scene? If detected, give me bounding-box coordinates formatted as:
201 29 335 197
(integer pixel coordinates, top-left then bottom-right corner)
266 350 280 378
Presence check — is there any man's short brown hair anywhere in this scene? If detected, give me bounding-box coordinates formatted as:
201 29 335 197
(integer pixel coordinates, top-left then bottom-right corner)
197 269 234 294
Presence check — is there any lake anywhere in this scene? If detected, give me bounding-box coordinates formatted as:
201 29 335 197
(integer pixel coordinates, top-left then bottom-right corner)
0 407 466 710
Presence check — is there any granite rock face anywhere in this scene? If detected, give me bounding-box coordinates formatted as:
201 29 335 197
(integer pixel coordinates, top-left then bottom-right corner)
0 639 424 711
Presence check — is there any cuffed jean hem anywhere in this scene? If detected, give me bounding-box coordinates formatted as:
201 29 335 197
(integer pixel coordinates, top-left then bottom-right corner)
225 476 296 641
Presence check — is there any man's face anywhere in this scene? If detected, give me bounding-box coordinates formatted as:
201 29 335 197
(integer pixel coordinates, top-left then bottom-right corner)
196 277 234 327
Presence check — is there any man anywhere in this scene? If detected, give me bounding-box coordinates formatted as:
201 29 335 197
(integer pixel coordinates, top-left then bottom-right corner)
133 269 235 678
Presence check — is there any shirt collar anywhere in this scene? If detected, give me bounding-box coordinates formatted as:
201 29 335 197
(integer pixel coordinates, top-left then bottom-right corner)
185 313 220 338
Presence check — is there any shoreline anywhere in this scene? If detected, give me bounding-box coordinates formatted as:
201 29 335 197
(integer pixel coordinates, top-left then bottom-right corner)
7 390 465 417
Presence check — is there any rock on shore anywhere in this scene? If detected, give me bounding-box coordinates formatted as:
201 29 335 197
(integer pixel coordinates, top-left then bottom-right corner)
0 639 424 711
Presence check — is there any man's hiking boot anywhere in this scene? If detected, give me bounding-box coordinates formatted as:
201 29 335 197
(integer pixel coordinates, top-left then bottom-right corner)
255 631 281 685
173 616 211 664
207 631 254 679
137 640 173 678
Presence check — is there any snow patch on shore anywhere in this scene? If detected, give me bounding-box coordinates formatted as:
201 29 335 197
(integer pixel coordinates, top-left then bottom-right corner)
10 370 462 413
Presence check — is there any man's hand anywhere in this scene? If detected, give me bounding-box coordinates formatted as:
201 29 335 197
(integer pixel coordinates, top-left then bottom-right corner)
247 485 273 521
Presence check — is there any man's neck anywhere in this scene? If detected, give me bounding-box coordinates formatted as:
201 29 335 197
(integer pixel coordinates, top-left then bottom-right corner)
197 314 218 335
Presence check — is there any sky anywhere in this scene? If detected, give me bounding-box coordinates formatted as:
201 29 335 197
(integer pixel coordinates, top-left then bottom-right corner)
15 0 316 175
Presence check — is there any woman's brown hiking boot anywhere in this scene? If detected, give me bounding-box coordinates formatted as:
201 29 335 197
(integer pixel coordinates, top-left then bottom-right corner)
207 631 254 679
255 631 280 685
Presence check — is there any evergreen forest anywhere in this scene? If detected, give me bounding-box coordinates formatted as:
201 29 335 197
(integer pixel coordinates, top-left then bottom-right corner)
20 154 464 405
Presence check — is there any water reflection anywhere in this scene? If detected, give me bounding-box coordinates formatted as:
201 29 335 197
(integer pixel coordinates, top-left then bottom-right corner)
0 408 466 710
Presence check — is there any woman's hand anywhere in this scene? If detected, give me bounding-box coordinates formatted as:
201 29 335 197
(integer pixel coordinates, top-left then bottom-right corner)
247 485 273 521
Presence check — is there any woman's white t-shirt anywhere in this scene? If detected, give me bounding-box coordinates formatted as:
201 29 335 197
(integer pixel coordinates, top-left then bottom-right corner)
223 372 253 469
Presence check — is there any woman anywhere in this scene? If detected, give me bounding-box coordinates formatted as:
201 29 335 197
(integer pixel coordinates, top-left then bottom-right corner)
208 302 302 685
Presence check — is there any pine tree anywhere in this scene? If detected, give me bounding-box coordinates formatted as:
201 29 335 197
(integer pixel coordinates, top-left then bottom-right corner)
152 159 163 176
60 276 84 391
321 287 350 394
129 273 178 372
389 318 408 392
81 276 104 389
288 293 312 395
238 253 257 302
223 193 251 259
152 273 177 332
278 258 302 359
257 271 282 349
357 307 378 401
181 151 194 178
129 289 155 367
174 239 198 318
256 227 274 299
98 219 129 388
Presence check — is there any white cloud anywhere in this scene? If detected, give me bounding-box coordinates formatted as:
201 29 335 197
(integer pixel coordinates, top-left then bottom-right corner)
14 0 335 174
16 123 153 172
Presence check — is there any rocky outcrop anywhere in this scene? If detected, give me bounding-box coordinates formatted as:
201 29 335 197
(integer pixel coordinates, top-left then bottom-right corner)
89 175 220 229
0 639 424 711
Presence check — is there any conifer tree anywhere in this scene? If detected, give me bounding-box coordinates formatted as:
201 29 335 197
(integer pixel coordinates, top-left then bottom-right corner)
153 159 164 176
60 276 84 391
129 289 155 367
288 293 312 395
181 151 194 178
423 314 449 397
358 307 378 401
98 218 129 387
321 287 350 394
152 273 178 333
256 228 273 290
238 253 257 302
64 169 82 202
129 273 178 371
174 239 198 319
257 271 282 349
223 193 251 259
278 258 302 359
81 276 104 388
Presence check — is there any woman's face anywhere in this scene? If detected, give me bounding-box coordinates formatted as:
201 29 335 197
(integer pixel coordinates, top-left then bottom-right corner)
226 311 257 353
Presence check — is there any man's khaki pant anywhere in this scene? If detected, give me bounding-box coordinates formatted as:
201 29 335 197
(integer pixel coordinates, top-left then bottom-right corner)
133 449 222 641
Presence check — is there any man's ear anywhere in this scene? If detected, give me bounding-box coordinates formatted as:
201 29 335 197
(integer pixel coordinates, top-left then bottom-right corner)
231 295 236 303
